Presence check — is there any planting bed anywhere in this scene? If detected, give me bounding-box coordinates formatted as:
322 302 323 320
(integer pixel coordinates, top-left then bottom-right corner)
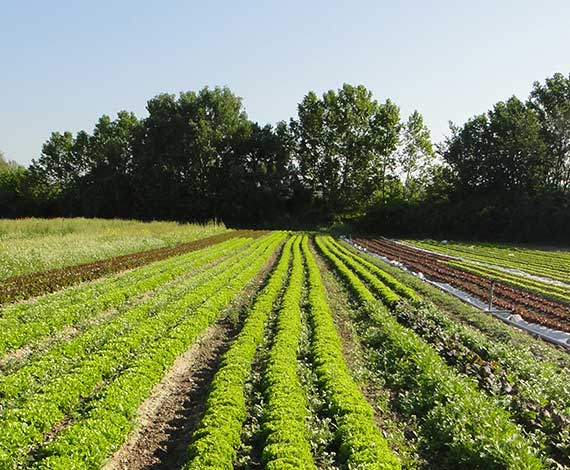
353 237 570 332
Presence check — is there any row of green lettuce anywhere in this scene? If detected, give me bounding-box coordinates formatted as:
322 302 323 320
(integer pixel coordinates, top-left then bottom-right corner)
186 235 295 469
301 237 400 469
185 235 402 470
258 235 315 469
0 235 252 358
0 237 262 411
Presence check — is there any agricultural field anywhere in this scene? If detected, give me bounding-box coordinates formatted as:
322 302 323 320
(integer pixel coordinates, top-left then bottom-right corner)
405 238 570 286
354 237 570 333
0 225 569 470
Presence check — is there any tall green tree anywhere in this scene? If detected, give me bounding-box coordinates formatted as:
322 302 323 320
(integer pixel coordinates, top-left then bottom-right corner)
135 86 251 220
0 150 14 172
212 122 294 222
82 111 140 216
397 110 436 201
0 151 37 217
529 72 570 195
290 84 400 214
29 131 85 211
442 97 546 197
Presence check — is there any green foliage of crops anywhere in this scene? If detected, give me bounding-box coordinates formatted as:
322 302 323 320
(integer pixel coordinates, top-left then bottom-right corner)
337 239 570 467
0 228 567 470
186 235 294 470
338 239 570 367
0 236 250 358
0 218 227 280
406 239 570 284
447 260 570 303
316 235 545 470
0 233 283 468
302 237 401 469
261 236 316 470
327 238 419 302
32 234 284 469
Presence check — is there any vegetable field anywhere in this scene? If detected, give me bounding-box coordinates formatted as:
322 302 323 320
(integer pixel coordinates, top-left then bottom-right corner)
354 237 570 333
0 226 568 470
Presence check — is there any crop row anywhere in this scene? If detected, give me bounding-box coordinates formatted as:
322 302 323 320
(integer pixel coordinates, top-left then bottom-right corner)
0 233 285 468
447 260 570 304
391 301 570 467
324 239 418 305
336 242 570 465
0 230 259 305
31 233 285 469
356 237 570 331
186 235 408 470
316 235 545 470
0 235 253 359
406 240 570 284
0 233 277 465
338 239 570 366
362 237 570 319
260 236 316 470
186 235 295 469
0 236 259 407
335 238 570 467
301 237 401 469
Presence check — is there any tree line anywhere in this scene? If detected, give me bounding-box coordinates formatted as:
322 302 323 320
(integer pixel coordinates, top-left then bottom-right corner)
362 72 570 242
1 74 569 241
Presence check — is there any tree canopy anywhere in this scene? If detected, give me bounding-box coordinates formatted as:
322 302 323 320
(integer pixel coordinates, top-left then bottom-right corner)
1 73 570 242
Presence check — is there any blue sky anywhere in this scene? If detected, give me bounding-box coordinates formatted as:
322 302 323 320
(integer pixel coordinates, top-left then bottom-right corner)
2 0 569 165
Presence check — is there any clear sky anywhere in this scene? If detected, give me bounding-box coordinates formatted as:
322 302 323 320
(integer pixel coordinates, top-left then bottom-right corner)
2 0 569 165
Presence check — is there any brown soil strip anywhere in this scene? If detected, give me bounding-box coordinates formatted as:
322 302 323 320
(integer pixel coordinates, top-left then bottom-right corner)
0 230 265 305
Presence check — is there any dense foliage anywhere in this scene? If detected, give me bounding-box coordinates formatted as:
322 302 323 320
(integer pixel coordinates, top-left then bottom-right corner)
0 85 427 225
360 73 570 242
2 72 570 241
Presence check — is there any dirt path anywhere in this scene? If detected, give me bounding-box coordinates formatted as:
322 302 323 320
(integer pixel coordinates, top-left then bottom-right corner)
103 321 232 470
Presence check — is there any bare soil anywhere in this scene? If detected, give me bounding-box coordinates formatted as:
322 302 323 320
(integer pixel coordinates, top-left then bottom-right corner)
103 321 232 470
